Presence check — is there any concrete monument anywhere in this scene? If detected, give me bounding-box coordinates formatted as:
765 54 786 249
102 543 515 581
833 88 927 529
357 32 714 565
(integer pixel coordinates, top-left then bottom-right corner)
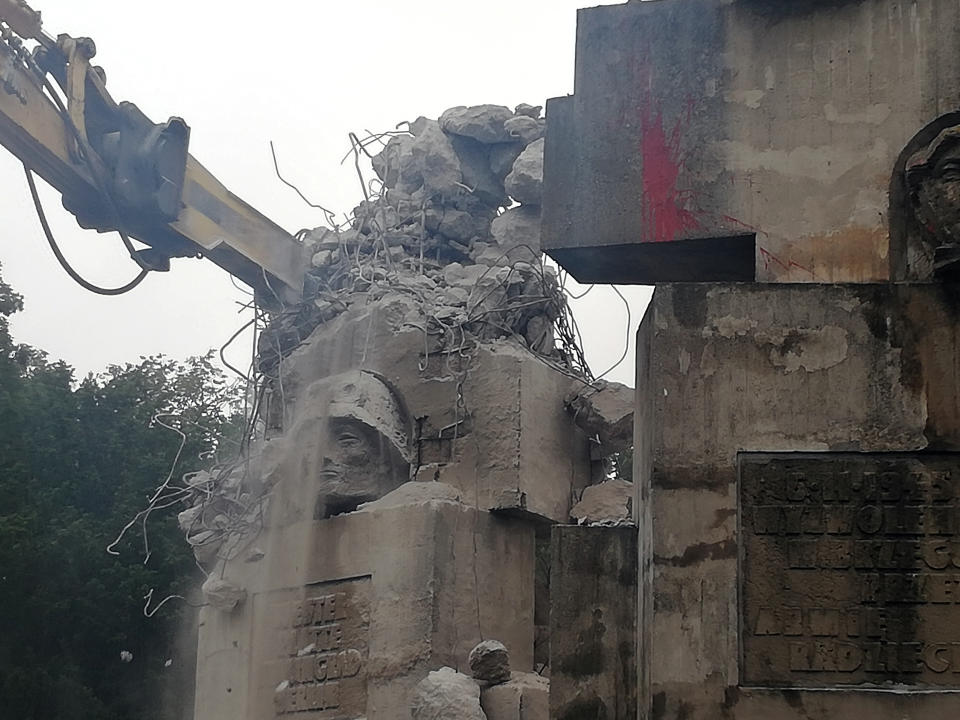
183 102 618 720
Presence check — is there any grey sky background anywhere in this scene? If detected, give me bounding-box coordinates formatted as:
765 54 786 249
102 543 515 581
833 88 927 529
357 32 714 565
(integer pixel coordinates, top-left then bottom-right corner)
0 0 651 386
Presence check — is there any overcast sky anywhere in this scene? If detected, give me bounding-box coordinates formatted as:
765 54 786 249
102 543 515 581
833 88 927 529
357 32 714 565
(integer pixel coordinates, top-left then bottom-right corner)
0 0 650 387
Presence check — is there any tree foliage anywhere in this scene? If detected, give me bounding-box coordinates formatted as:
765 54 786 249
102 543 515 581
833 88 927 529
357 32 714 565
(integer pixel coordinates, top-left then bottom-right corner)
0 264 242 720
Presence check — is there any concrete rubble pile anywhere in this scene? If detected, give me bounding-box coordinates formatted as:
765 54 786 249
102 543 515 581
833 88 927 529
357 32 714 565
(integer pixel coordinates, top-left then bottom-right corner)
177 104 603 571
258 103 576 375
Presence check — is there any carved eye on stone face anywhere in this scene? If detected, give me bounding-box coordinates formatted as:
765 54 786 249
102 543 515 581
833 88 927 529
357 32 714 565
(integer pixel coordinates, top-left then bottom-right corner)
328 419 377 465
336 430 363 451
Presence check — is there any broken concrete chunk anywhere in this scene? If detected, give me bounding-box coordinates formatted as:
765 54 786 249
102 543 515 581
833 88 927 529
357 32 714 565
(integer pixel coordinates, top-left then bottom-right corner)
187 529 223 566
409 115 433 136
470 242 536 268
504 138 544 206
444 286 470 305
564 379 634 453
480 672 549 720
177 504 202 534
440 104 514 144
488 143 525 181
524 314 555 355
444 261 493 291
435 208 485 243
201 577 246 612
304 227 340 253
469 640 511 685
514 103 543 119
570 479 635 525
491 205 541 252
354 202 402 235
311 249 335 268
503 115 544 145
410 120 462 196
337 228 363 247
356 481 462 511
449 135 509 207
371 134 420 191
411 666 487 720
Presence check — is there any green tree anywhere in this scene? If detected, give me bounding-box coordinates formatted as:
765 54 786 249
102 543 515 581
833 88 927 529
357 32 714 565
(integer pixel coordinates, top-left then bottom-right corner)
0 264 242 720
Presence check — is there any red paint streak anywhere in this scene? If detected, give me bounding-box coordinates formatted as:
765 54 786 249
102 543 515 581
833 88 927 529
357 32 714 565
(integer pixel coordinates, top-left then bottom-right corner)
721 215 760 234
758 247 817 279
639 103 702 243
630 55 753 244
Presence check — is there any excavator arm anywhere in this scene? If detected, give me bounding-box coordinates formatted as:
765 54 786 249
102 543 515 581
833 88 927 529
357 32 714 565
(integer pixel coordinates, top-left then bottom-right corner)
0 0 305 304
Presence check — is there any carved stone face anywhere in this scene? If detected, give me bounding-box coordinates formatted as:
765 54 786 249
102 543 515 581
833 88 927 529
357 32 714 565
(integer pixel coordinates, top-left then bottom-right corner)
910 140 960 248
314 416 407 518
261 370 412 525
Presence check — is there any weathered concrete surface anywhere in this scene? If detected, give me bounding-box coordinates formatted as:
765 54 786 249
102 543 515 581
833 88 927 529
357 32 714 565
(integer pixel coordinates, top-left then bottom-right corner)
550 525 638 720
543 0 960 284
194 485 534 720
635 283 960 719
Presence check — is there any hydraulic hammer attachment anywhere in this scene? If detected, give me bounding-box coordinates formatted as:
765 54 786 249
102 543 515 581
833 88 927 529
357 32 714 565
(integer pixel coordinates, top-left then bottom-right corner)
0 0 305 304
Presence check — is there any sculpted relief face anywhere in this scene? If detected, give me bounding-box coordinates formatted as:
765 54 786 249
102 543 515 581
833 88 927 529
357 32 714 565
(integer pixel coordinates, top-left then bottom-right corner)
317 415 405 517
314 371 412 518
264 371 412 525
906 127 960 275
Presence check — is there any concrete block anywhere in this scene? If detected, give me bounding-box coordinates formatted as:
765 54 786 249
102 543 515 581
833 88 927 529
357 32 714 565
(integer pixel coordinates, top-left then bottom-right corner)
480 672 549 720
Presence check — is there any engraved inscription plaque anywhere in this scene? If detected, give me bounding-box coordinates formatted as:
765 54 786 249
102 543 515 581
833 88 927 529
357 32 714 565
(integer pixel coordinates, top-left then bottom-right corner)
249 577 370 719
740 453 960 688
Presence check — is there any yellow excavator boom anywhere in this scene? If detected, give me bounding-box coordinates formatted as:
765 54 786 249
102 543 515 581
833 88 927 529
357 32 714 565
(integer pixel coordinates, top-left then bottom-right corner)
0 0 305 304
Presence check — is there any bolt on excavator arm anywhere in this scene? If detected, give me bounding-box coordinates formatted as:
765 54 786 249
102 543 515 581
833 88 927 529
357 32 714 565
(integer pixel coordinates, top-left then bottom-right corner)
0 0 305 304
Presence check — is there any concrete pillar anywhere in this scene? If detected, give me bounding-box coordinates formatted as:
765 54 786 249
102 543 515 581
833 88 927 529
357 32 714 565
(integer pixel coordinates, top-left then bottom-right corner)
549 525 638 720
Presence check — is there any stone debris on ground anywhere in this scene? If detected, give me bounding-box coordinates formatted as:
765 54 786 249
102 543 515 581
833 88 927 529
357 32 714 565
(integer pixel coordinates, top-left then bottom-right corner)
569 479 635 526
411 666 488 720
469 640 511 685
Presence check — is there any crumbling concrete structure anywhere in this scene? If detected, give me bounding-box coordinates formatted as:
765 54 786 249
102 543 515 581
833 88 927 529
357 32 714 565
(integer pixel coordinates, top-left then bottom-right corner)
184 103 631 720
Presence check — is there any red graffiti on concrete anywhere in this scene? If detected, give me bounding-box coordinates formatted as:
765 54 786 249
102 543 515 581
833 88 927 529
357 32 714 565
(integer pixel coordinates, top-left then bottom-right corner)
758 246 817 279
639 99 702 243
